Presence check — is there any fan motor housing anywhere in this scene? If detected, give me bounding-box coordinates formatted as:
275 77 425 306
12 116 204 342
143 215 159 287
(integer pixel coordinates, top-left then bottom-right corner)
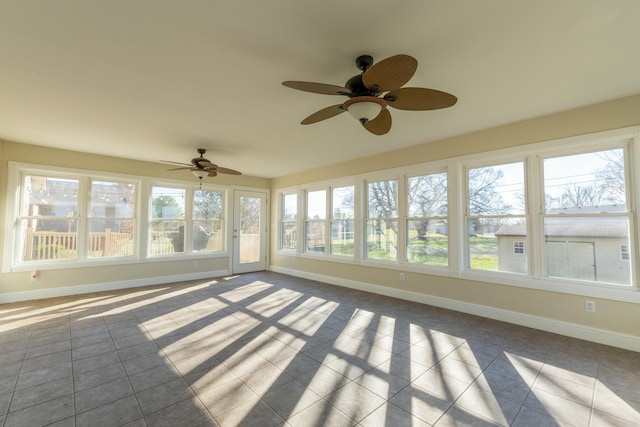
345 75 378 97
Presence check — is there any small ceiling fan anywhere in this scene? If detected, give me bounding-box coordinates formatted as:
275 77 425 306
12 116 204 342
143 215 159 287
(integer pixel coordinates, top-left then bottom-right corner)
161 148 241 183
282 54 457 135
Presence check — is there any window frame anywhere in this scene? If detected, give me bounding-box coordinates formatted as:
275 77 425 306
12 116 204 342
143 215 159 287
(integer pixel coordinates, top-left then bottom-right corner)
463 159 529 275
539 145 633 285
274 126 640 301
278 190 298 252
3 162 231 273
405 170 449 268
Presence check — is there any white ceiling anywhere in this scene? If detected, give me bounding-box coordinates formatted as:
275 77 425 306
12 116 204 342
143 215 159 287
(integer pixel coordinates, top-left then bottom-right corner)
1 1 639 178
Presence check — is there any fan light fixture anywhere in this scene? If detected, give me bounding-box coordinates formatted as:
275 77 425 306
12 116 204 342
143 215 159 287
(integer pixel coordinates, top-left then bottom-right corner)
343 96 386 124
192 169 209 179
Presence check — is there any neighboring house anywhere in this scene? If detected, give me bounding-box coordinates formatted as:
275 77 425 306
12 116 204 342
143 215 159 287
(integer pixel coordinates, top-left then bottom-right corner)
495 206 630 284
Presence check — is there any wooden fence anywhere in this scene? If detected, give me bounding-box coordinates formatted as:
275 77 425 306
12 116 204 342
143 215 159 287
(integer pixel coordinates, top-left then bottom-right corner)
24 228 226 259
24 228 132 260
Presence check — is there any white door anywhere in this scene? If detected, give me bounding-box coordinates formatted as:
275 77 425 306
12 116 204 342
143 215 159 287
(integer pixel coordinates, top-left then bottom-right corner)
232 190 267 274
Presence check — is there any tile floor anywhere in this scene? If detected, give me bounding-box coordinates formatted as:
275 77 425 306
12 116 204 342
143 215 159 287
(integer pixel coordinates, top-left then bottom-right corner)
0 272 638 426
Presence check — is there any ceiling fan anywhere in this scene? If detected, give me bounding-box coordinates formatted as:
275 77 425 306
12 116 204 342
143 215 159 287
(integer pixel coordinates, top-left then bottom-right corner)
161 148 241 183
282 54 457 135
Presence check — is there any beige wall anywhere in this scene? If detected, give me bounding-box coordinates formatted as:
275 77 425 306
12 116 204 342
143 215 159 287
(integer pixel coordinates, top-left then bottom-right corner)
270 94 640 341
0 141 270 296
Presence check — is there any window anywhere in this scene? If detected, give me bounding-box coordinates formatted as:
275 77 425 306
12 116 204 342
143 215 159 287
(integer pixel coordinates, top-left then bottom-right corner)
305 190 326 253
192 190 224 252
273 126 638 293
407 172 448 266
543 148 630 285
150 186 185 255
467 161 527 273
513 241 524 255
331 186 355 256
366 179 398 261
18 175 80 262
89 180 136 258
281 193 297 250
11 172 139 266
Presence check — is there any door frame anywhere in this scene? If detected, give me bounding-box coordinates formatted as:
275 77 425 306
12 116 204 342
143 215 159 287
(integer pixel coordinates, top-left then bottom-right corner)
231 189 269 274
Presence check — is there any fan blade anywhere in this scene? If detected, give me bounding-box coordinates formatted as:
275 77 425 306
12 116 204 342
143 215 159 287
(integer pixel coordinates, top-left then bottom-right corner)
362 54 417 92
207 171 218 177
301 104 345 125
363 109 392 135
282 81 351 96
384 87 457 110
161 160 193 167
211 166 241 175
167 167 192 171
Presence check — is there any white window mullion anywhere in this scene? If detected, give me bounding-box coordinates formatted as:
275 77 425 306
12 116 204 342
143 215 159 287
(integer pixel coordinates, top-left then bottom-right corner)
354 177 364 261
453 162 467 276
397 174 407 264
76 177 90 260
527 154 543 279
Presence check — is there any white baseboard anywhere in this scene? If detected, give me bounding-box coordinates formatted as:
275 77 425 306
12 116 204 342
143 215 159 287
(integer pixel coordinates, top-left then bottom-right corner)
270 266 640 352
0 270 229 304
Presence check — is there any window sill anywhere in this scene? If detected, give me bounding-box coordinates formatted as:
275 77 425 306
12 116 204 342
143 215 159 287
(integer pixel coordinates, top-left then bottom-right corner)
5 252 228 273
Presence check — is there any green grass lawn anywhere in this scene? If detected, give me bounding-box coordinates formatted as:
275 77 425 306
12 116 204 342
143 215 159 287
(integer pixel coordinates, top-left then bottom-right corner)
469 236 498 270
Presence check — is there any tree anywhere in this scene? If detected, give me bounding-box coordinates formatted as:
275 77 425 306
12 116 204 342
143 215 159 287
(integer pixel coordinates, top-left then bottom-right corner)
152 195 183 219
468 167 511 215
596 149 625 205
559 183 604 208
194 190 222 221
468 167 510 234
408 173 447 239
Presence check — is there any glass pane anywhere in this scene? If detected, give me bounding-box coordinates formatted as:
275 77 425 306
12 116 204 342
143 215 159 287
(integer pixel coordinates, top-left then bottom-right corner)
332 186 354 219
89 181 135 258
468 162 524 215
331 220 354 256
283 193 297 221
150 220 184 254
281 221 297 250
368 180 398 218
239 196 261 264
151 187 185 219
306 221 325 252
544 216 630 285
22 176 79 218
88 219 134 258
366 219 398 260
90 181 135 218
192 220 223 252
408 173 447 217
469 217 527 273
20 176 79 262
544 148 626 212
307 190 326 220
407 219 448 266
194 190 223 220
20 219 77 261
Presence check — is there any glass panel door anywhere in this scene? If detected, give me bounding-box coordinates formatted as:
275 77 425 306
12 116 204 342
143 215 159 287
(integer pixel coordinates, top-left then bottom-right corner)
232 190 267 273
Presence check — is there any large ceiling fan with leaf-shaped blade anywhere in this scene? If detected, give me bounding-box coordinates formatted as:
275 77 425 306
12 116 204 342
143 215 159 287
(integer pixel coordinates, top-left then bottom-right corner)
282 54 457 135
161 148 241 184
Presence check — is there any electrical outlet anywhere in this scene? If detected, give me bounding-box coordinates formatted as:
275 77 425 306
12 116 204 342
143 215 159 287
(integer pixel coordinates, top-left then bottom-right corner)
585 300 596 313
400 273 405 281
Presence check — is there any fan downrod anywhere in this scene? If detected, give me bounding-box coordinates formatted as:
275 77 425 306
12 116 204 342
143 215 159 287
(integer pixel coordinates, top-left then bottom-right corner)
355 55 373 72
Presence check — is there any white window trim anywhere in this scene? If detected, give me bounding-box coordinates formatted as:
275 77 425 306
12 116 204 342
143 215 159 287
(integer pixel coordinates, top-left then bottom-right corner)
274 126 640 303
3 162 230 273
